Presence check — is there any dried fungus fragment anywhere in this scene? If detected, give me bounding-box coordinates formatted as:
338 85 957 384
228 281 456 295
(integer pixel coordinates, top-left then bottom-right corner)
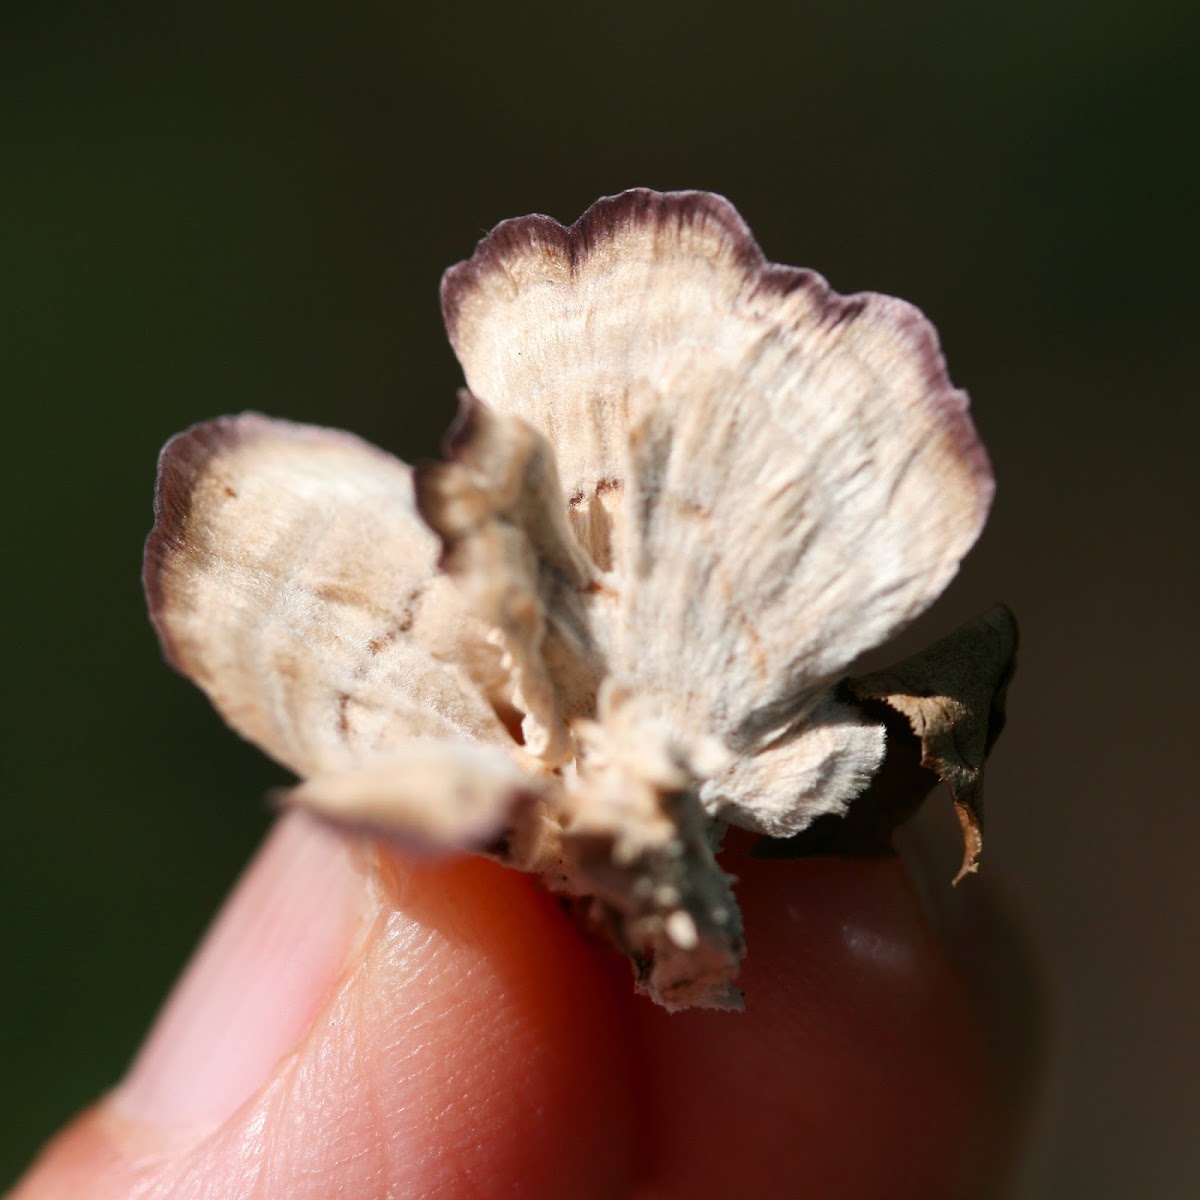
144 189 1012 1009
847 604 1018 883
284 739 549 855
415 393 603 766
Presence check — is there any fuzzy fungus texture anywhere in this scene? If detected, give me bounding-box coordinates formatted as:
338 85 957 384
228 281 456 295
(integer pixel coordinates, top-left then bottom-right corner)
144 188 1014 1011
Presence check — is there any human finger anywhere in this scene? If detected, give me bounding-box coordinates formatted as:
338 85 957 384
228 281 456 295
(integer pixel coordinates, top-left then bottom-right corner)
12 812 637 1200
631 839 1021 1200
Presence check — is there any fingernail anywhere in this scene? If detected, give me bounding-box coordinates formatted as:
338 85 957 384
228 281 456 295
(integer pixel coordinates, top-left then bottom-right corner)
112 812 370 1131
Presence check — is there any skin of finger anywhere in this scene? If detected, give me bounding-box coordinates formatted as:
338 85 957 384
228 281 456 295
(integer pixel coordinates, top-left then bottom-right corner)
630 848 1000 1200
12 839 1017 1200
10 848 639 1200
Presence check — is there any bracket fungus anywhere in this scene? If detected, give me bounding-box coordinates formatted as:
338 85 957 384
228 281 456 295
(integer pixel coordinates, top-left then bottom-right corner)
144 189 1015 1011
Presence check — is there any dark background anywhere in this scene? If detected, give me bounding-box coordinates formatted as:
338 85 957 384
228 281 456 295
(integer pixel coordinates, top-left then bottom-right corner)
3 2 1197 1195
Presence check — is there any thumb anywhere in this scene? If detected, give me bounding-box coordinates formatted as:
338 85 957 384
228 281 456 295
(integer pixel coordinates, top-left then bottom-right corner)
12 812 637 1200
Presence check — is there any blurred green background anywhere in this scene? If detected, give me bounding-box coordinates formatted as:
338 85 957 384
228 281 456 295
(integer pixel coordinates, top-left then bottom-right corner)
2 2 1197 1195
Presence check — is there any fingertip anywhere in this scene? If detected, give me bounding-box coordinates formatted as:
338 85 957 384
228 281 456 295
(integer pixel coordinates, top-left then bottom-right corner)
11 827 639 1200
633 847 998 1200
352 846 640 1199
